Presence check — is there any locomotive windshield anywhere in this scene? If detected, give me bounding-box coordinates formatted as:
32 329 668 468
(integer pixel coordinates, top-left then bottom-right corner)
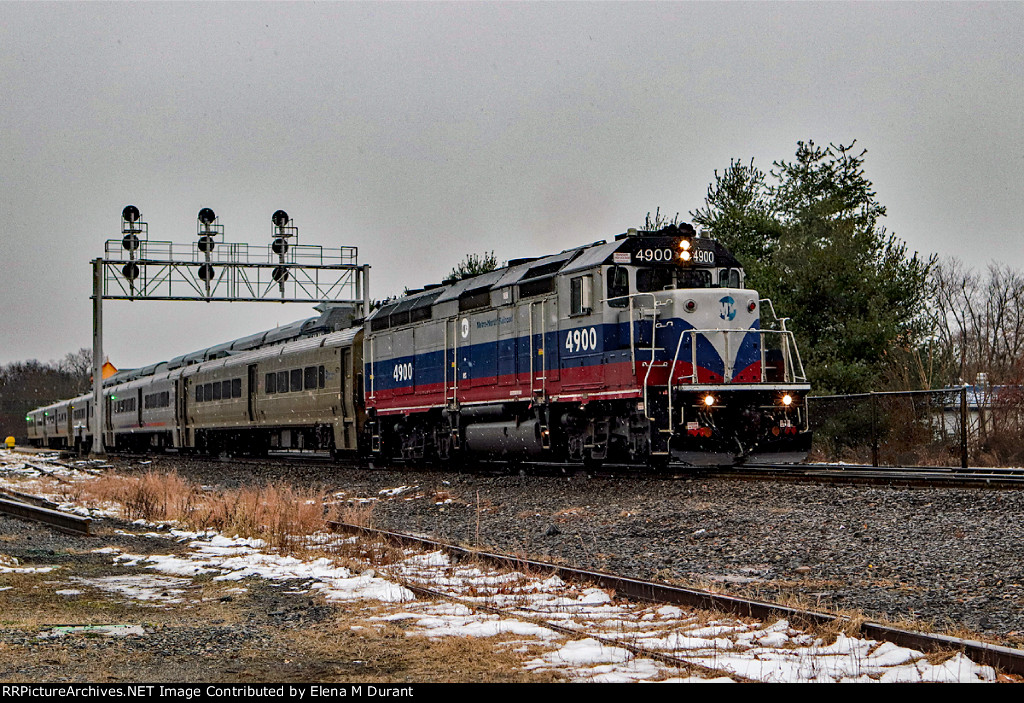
636 267 713 292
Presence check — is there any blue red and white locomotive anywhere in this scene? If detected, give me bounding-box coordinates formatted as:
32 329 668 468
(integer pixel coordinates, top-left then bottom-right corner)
365 223 810 466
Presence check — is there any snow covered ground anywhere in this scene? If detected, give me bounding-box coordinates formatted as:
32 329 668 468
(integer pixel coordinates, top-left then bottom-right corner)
0 450 1004 682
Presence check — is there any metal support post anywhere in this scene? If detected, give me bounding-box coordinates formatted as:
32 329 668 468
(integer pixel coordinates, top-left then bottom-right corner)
91 258 105 455
361 264 371 319
960 385 969 469
870 391 879 467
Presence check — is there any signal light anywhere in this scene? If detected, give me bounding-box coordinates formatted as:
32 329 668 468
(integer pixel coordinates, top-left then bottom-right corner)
122 205 140 223
122 233 140 251
272 210 290 227
684 299 697 313
748 300 756 313
198 236 216 253
272 238 289 255
198 208 217 225
272 265 289 283
198 263 215 281
122 262 140 281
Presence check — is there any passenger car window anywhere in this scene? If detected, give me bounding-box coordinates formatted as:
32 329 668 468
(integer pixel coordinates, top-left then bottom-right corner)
304 366 317 390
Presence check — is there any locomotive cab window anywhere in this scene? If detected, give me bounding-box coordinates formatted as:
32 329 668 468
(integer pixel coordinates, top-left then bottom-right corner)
606 266 629 308
719 268 742 289
678 269 713 289
570 275 593 316
636 268 674 292
637 268 713 292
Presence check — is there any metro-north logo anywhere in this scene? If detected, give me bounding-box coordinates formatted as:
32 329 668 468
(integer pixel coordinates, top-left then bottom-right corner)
719 296 736 321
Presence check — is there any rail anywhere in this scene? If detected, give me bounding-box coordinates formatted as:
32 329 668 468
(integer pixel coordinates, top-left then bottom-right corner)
0 497 92 535
328 521 1024 676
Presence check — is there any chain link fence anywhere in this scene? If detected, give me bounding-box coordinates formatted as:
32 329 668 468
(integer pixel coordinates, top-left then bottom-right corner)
807 388 972 467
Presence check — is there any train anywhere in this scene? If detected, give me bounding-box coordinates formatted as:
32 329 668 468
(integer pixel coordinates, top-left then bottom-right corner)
26 223 811 467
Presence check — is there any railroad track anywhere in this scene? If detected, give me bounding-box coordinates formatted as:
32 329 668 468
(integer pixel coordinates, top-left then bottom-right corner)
0 496 92 535
730 463 1024 488
328 521 1024 676
20 448 1024 490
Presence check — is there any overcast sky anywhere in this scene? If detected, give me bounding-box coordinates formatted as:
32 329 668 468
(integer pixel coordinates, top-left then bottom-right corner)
2 2 1021 368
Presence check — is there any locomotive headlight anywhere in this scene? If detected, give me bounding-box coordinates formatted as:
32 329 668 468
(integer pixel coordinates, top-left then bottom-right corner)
679 240 691 250
782 394 793 406
680 250 692 262
703 394 715 407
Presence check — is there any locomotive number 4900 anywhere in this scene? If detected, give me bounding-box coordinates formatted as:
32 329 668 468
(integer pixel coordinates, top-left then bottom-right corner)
393 362 413 382
634 248 674 262
565 327 598 354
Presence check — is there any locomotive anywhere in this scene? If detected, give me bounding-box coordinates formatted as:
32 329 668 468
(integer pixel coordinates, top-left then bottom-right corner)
27 224 811 467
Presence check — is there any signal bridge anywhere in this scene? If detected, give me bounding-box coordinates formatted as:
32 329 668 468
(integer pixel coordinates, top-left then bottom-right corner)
91 206 369 454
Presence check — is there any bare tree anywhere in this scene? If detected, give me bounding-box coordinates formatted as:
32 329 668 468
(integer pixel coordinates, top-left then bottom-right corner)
929 259 1024 456
931 259 1024 386
59 348 93 392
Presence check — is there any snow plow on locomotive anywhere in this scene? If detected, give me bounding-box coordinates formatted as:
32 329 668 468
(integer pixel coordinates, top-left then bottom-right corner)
364 224 811 467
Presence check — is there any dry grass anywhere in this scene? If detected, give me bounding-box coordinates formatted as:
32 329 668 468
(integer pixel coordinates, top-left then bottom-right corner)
275 617 564 683
77 470 337 552
336 501 375 528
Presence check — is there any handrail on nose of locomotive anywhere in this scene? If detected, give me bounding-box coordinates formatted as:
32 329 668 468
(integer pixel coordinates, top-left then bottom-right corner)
665 328 807 387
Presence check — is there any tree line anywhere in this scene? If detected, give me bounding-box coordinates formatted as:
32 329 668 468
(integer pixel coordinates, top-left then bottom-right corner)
0 349 91 441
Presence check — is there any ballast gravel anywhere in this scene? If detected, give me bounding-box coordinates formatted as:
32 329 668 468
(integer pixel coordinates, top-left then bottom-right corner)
146 457 1024 648
7 450 1019 651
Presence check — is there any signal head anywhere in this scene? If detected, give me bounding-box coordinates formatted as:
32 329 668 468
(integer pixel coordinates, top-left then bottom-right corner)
198 208 217 225
122 205 140 223
272 210 290 227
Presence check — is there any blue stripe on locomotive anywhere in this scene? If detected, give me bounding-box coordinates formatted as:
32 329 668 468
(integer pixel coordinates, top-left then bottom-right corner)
368 318 763 393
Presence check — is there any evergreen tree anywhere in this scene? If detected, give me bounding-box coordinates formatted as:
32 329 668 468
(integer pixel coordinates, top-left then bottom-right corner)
691 141 933 394
448 251 499 280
